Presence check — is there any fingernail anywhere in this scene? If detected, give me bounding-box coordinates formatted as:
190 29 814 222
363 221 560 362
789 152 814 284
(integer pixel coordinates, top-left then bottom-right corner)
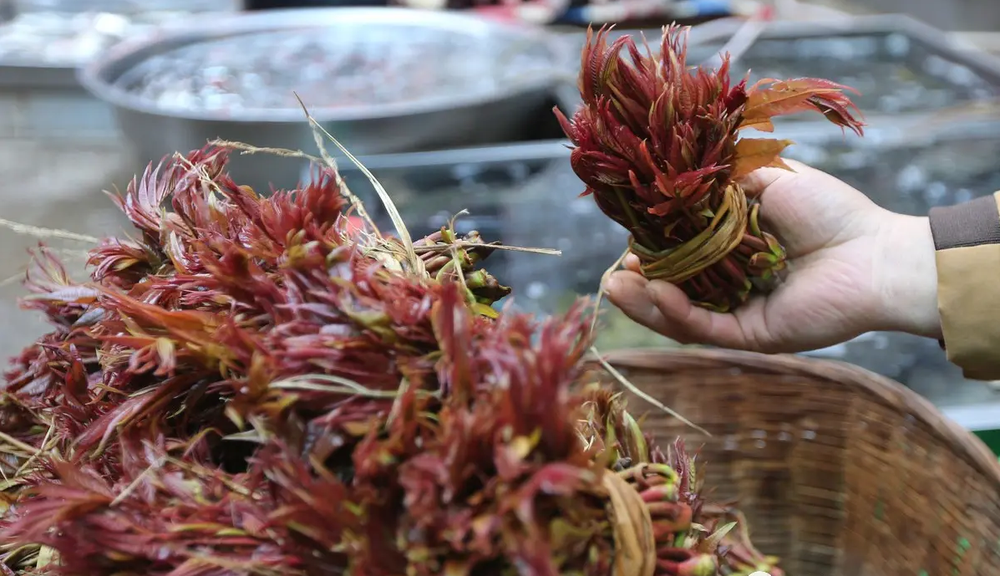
623 253 641 271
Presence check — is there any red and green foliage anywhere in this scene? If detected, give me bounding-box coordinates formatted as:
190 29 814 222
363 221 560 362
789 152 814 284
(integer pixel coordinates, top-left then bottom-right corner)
555 25 866 311
0 145 776 576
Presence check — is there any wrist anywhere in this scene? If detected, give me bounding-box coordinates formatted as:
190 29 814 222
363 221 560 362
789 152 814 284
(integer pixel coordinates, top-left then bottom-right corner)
873 213 942 340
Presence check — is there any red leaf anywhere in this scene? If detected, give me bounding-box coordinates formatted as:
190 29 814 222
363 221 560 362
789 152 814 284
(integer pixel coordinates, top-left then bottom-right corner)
741 78 865 135
731 138 794 180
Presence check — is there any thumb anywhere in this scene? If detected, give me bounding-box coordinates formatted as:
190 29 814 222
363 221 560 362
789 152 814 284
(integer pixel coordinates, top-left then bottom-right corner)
737 159 809 197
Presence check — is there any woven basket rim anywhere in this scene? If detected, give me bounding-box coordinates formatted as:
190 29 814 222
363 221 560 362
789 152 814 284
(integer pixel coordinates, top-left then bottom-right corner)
598 347 1000 488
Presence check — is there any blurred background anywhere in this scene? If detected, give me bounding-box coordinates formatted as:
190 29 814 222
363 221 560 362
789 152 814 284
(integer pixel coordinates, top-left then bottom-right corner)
2 0 1000 447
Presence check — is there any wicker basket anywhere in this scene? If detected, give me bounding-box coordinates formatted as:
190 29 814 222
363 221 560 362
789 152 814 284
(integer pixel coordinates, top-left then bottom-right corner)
596 348 1000 576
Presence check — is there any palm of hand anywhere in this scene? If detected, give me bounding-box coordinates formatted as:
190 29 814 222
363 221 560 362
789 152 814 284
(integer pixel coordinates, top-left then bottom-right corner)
608 160 895 353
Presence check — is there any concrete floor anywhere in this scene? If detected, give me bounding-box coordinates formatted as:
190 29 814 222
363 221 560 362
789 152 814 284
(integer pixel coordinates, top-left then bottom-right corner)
0 138 135 362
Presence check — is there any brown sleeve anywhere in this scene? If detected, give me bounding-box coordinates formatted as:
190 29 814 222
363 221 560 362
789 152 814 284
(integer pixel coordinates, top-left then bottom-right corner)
928 191 1000 381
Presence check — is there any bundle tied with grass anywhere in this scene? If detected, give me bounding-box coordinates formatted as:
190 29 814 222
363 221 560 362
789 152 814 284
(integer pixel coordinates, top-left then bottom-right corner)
0 133 777 574
555 25 866 312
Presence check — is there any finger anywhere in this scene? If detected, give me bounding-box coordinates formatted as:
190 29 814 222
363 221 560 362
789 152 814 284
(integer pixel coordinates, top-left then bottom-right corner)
736 161 818 258
623 253 641 272
603 271 690 341
739 158 815 192
736 164 792 197
604 272 706 344
643 280 757 350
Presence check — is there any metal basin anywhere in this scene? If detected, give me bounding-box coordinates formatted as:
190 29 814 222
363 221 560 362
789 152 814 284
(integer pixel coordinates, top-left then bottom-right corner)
76 7 568 191
559 15 1000 125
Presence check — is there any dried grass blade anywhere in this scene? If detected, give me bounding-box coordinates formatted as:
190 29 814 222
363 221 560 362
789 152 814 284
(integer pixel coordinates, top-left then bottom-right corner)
0 431 41 456
222 430 265 443
0 218 100 244
590 248 629 337
15 421 55 475
294 93 421 274
0 272 24 289
270 374 404 399
210 139 322 163
210 137 382 236
412 242 562 256
110 456 165 507
588 345 711 437
164 456 251 496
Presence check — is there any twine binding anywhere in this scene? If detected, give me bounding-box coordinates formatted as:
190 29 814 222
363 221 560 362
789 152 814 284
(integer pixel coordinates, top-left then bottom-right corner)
630 182 749 284
603 470 656 576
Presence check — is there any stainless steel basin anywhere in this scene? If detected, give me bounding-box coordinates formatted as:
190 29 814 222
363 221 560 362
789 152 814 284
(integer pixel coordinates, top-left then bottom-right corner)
76 7 570 191
559 15 1000 125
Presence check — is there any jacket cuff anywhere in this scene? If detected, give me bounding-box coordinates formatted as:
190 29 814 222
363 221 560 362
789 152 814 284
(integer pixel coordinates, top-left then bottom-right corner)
928 191 1000 380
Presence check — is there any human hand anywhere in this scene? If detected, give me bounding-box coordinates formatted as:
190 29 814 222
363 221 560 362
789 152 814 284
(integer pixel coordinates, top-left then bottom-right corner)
603 159 942 353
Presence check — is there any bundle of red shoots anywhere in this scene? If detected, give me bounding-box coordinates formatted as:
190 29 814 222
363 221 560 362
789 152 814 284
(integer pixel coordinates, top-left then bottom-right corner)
555 25 866 312
0 146 779 576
